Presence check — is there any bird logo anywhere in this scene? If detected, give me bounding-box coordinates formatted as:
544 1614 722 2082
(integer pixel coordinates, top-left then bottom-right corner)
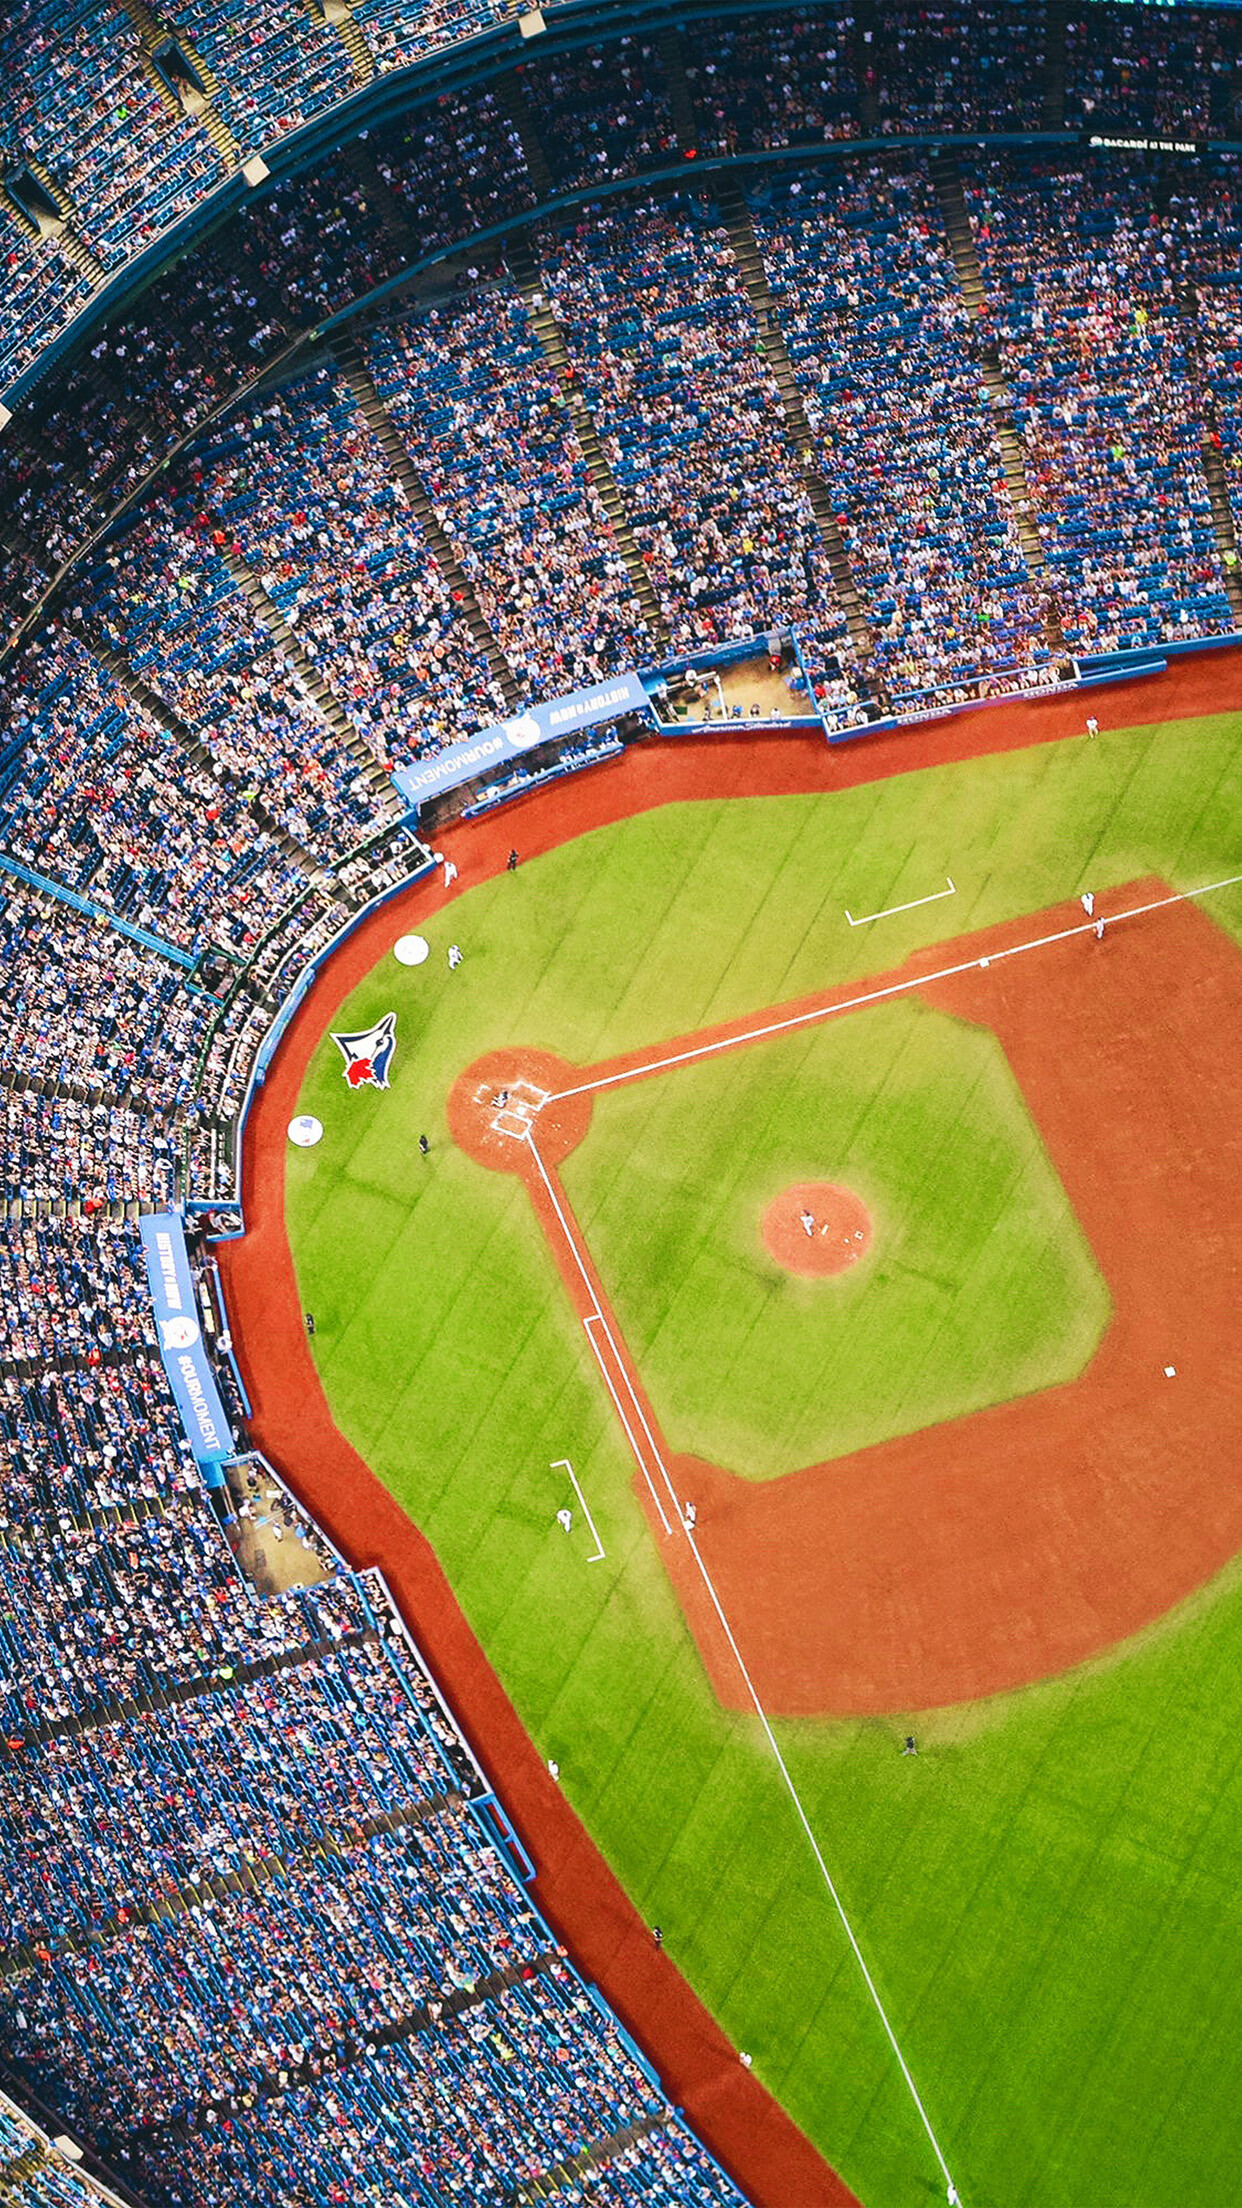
331 1012 397 1090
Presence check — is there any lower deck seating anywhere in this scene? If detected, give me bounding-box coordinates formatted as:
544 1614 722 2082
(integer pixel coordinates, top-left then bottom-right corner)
965 150 1233 651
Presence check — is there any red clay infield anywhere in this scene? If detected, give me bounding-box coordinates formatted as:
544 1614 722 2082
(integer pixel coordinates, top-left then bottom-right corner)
762 1183 872 1276
447 1047 591 1171
217 652 1242 2208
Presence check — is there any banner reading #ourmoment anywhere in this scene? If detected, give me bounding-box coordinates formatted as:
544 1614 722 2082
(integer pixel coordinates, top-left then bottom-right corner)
139 1214 234 1475
393 673 651 810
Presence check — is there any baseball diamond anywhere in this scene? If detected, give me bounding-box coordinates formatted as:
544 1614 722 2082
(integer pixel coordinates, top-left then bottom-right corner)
226 670 1242 2208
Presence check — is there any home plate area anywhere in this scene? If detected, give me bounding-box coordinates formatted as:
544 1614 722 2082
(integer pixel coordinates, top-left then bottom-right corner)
487 1077 549 1139
447 1048 593 1172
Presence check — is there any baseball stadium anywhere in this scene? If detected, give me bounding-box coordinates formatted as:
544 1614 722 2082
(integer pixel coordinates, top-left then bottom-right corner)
1 5 1242 2207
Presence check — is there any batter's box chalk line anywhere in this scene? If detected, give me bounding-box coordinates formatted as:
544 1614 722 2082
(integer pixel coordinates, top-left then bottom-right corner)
551 1457 605 1563
846 877 956 928
487 1079 550 1139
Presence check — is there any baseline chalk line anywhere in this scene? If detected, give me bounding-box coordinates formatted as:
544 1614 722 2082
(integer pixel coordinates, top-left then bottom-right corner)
523 1123 673 1536
551 1456 606 1562
582 1315 673 1537
547 868 1242 1107
525 1120 962 2204
846 876 956 927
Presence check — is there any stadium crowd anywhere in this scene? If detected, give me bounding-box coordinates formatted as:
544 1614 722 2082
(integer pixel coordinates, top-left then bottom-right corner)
383 85 534 241
0 2084 124 2206
755 166 1051 702
183 371 507 760
175 0 347 150
872 0 1045 134
0 627 314 950
74 511 389 853
0 718 753 2207
9 0 1242 395
522 37 678 191
538 200 840 653
681 11 860 153
5 146 1241 827
370 289 654 697
0 1217 156 1363
2 14 1242 2197
1066 1 1242 139
1184 163 1242 508
964 151 1234 651
0 1270 745 2206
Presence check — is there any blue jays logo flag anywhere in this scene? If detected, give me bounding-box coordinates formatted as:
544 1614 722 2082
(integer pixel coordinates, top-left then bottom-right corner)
332 1011 397 1090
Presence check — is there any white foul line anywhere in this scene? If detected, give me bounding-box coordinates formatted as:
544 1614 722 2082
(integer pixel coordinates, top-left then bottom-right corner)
846 875 956 927
523 1123 961 2203
579 1320 671 1535
547 869 1242 1106
551 1455 606 1562
524 1132 673 1535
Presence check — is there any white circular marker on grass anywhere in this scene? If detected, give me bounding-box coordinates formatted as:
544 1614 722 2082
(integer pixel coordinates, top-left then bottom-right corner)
394 934 430 967
288 1115 323 1148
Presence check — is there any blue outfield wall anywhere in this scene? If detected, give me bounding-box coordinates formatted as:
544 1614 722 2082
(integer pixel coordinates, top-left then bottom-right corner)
391 673 652 810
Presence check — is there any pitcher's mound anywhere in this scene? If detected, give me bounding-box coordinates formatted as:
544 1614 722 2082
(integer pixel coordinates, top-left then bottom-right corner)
763 1182 872 1277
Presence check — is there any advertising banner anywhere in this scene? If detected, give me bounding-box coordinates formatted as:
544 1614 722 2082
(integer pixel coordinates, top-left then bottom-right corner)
392 673 651 809
139 1213 234 1471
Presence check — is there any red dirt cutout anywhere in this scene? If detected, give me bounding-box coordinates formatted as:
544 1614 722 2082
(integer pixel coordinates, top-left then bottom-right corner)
762 1183 872 1276
447 1047 590 1170
482 877 1242 1718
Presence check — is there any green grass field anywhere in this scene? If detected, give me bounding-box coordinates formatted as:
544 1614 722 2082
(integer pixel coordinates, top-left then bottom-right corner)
289 710 1242 2208
561 998 1108 1478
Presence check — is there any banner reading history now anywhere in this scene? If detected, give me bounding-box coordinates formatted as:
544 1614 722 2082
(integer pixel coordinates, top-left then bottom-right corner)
392 673 651 809
140 1213 234 1472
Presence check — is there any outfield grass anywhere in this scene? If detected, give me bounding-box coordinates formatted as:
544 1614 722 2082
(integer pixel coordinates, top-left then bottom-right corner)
289 710 1242 2208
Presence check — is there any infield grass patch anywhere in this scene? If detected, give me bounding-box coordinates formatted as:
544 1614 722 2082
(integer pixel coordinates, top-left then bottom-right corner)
559 996 1108 1477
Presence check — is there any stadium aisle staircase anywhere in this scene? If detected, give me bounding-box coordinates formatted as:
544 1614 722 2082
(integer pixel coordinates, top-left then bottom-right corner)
118 0 240 169
1175 275 1242 624
655 29 881 684
6 157 107 298
502 233 671 651
77 623 337 886
513 2110 677 2204
495 70 555 202
339 140 414 248
849 0 883 133
3 1625 381 1755
654 28 702 158
333 332 523 707
708 175 886 692
48 222 106 298
185 1946 564 2128
929 151 1068 653
331 1 377 88
1041 0 1069 131
211 533 398 807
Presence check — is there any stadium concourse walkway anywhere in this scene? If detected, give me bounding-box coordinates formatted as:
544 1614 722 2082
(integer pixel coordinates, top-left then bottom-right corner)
217 647 1242 2208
